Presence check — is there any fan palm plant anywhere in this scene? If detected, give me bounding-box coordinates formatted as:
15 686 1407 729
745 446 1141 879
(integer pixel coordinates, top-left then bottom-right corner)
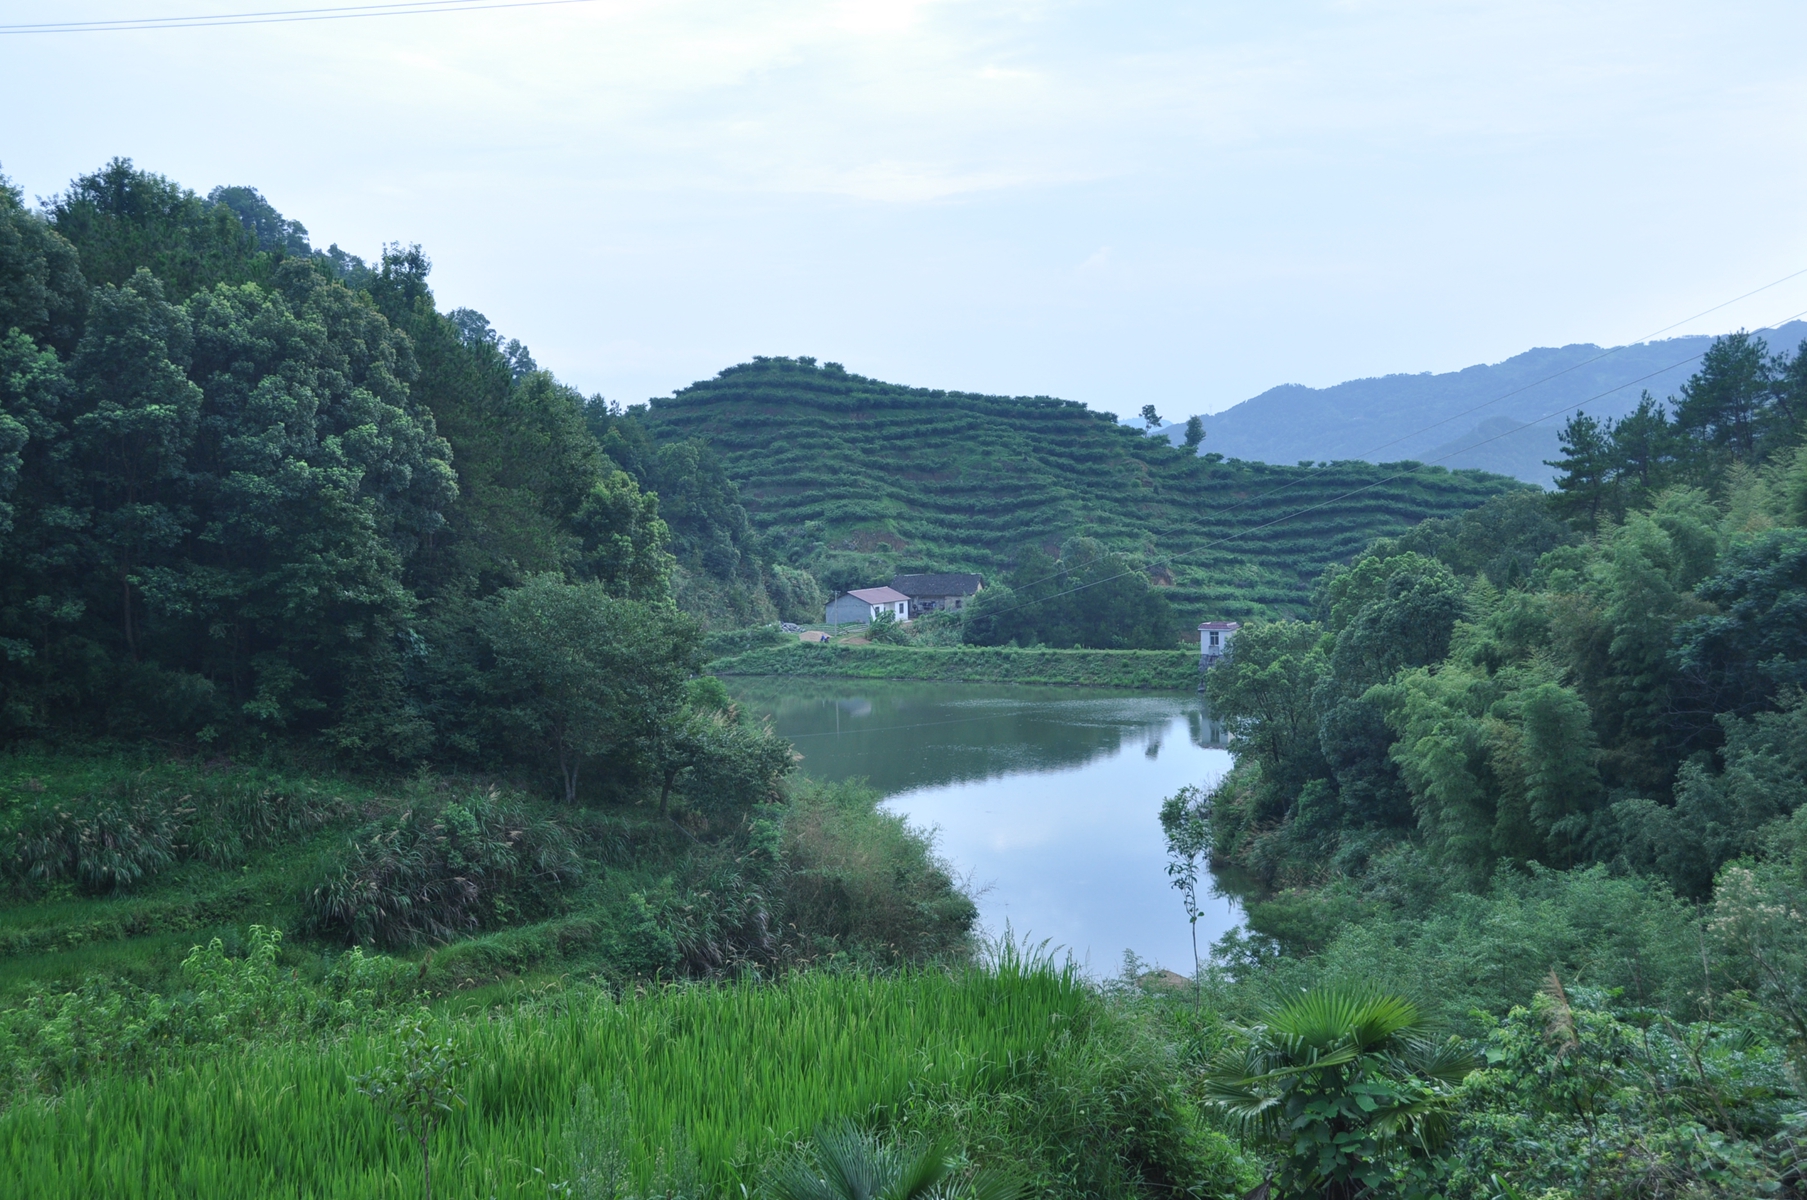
1202 988 1478 1200
765 1123 1022 1200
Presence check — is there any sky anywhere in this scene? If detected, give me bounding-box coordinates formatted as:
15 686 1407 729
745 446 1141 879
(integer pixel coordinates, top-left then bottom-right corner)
3 0 1806 419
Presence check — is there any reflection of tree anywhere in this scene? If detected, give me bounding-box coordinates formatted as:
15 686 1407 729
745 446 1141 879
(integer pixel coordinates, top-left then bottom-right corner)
1186 705 1228 750
725 679 1204 795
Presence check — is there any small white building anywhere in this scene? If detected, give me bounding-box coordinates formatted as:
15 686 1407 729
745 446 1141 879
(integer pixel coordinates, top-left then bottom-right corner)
1198 621 1239 667
825 586 911 626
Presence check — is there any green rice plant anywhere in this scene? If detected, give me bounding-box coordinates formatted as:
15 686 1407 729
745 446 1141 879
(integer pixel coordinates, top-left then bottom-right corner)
0 960 1247 1200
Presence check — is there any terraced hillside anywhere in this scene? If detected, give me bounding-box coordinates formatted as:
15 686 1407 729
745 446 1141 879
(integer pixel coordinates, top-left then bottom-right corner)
643 357 1525 619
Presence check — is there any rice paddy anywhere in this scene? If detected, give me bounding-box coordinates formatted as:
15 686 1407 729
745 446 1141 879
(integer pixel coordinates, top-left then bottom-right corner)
0 960 1107 1198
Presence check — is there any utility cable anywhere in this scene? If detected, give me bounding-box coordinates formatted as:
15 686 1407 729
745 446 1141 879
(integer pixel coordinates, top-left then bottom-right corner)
0 0 593 34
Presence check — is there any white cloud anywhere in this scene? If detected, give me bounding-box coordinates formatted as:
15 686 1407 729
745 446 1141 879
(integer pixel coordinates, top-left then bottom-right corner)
2 0 1805 414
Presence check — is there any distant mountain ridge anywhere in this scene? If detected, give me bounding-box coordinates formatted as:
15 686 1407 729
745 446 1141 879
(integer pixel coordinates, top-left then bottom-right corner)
1163 322 1807 484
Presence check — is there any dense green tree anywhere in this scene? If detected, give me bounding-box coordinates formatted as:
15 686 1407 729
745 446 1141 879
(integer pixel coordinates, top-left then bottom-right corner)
1673 331 1775 465
0 174 86 354
481 575 700 802
964 540 1175 649
207 186 312 257
49 159 265 297
1204 619 1330 816
1546 410 1617 529
68 269 202 663
1183 414 1205 449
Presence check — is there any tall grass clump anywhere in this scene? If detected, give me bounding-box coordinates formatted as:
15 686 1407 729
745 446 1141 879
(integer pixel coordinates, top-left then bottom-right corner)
780 780 977 965
0 960 1251 1199
306 788 582 950
3 766 354 894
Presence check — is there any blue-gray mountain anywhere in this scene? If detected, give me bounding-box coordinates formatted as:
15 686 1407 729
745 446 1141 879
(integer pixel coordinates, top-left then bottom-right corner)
1159 322 1807 484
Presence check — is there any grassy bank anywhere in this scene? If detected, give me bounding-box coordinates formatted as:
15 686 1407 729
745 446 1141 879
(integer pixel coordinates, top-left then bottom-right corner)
708 643 1200 689
0 957 1250 1199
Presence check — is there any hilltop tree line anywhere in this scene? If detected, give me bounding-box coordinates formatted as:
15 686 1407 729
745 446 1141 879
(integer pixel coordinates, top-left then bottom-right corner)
0 159 799 811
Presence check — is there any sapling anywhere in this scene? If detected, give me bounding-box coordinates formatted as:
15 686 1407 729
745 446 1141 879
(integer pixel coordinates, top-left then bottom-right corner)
354 1017 470 1200
1158 784 1211 1008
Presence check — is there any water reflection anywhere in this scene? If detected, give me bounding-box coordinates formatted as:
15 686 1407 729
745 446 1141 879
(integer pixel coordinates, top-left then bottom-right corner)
726 678 1241 975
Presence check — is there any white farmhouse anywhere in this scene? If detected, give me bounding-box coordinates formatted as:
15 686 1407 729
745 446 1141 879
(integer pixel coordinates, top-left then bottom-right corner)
1198 621 1239 667
825 586 911 627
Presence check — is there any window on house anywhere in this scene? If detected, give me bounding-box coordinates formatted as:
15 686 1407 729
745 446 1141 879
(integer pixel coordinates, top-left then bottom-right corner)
1209 631 1220 647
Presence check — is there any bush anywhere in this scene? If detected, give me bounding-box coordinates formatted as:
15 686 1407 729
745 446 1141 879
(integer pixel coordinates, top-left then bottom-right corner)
1448 983 1800 1199
778 780 977 964
306 788 582 949
0 925 410 1100
5 769 352 894
702 623 793 660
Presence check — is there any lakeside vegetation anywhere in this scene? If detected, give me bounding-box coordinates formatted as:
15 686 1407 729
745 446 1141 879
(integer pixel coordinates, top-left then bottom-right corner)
708 643 1200 690
1178 330 1807 1195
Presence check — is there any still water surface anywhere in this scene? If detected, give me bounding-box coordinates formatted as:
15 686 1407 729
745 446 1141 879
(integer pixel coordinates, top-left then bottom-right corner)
725 678 1242 976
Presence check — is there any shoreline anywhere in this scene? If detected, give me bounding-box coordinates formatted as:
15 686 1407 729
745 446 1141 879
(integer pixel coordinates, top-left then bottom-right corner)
706 643 1201 690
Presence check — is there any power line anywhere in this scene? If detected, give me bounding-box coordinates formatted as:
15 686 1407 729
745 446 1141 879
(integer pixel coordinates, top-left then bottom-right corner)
0 0 593 34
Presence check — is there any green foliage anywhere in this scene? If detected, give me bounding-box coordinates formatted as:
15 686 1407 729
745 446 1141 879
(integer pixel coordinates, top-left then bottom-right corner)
5 769 352 894
305 788 582 950
963 540 1177 649
767 1122 1024 1200
1159 784 1211 986
778 780 976 966
866 610 910 644
354 1017 469 1200
709 643 1200 689
0 924 409 1099
637 355 1520 624
0 958 1221 1200
1448 983 1800 1199
479 575 700 802
1201 987 1477 1199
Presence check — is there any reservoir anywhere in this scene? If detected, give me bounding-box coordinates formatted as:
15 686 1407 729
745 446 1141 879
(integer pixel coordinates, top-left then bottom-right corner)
724 678 1241 977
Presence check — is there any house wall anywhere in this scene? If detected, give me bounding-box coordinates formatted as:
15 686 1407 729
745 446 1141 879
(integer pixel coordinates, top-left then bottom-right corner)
825 595 874 625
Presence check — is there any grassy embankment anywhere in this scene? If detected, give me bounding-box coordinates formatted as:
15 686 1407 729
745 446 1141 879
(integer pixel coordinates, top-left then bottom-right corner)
708 643 1201 689
644 356 1524 620
0 749 969 1000
0 955 1249 1200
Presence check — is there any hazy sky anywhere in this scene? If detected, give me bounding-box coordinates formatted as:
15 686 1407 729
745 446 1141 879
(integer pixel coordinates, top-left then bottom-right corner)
4 0 1806 418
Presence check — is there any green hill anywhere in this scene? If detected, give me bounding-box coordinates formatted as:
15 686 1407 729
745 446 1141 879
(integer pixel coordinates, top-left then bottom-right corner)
641 356 1527 620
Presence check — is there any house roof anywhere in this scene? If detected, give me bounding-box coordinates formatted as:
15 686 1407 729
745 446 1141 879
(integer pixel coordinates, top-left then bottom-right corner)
846 586 911 604
1197 621 1241 630
890 573 984 597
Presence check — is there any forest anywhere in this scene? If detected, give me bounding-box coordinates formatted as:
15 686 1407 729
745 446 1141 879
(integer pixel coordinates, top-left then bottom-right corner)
1182 334 1807 1195
3 157 1805 1199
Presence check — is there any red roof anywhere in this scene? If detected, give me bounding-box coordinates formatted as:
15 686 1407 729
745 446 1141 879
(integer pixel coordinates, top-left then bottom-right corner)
1197 621 1241 630
848 587 910 604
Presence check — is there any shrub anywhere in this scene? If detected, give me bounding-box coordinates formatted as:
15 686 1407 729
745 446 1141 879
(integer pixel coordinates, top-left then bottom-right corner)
702 623 793 660
306 788 582 949
5 770 352 894
1448 982 1799 1199
778 780 976 964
